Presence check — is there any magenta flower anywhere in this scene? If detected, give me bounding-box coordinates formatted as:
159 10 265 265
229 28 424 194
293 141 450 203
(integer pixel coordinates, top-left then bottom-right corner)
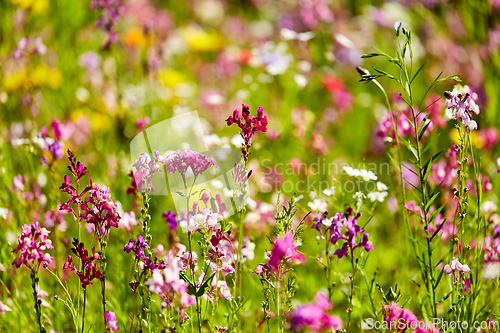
288 292 342 332
104 311 120 332
255 232 305 278
63 238 102 289
268 232 306 270
383 302 440 333
162 210 177 230
80 181 120 239
226 104 268 161
12 221 53 271
59 149 89 218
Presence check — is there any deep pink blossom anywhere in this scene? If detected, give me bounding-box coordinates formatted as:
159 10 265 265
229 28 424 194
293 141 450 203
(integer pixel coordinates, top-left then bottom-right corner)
226 104 268 161
80 181 120 239
289 292 342 332
104 311 120 332
267 232 306 271
12 221 53 271
63 238 102 289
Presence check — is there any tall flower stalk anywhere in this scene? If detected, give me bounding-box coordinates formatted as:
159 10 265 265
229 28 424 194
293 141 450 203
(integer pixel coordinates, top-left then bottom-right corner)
60 149 121 330
12 221 54 333
225 104 267 330
359 22 462 318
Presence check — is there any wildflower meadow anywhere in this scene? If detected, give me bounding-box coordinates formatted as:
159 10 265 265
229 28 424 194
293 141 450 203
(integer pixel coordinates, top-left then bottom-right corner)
1 0 500 332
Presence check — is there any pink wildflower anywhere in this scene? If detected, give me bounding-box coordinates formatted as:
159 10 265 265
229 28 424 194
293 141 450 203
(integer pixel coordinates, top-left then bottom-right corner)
12 221 53 271
104 311 120 332
288 292 342 332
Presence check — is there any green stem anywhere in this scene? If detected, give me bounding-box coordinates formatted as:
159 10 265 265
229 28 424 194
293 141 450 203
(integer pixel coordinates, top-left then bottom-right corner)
82 289 86 333
31 270 45 333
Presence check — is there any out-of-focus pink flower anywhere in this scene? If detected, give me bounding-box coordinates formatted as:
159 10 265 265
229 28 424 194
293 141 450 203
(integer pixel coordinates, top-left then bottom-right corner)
0 300 12 313
400 162 420 189
146 252 195 320
477 127 499 150
289 292 342 332
117 212 138 231
104 311 120 332
200 89 226 110
321 75 353 113
136 117 150 132
300 0 334 29
123 0 174 36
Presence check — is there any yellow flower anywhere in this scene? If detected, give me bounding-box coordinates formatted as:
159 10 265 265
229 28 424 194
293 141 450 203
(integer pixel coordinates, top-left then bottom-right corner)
180 26 222 52
158 69 187 88
449 128 483 148
11 0 49 14
31 65 63 89
3 69 29 91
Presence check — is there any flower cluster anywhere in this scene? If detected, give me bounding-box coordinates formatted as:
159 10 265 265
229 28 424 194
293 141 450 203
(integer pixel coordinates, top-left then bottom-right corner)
63 238 102 289
444 257 471 287
226 104 268 161
103 310 120 332
288 292 343 332
80 182 120 239
314 207 373 259
124 236 165 278
444 85 480 131
383 302 440 333
343 166 377 181
200 193 227 217
14 36 47 59
146 251 196 320
254 232 306 276
165 149 216 181
132 150 164 193
35 125 65 166
12 222 54 271
163 210 177 230
59 149 89 217
91 0 121 49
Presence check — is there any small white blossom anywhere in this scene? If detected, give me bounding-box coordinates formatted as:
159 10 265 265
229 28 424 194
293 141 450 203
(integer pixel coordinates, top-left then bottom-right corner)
323 186 336 196
308 198 327 212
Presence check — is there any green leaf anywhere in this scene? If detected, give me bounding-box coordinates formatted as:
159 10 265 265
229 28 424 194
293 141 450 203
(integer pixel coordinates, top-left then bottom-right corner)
421 134 441 156
372 67 396 80
437 292 452 304
387 153 401 172
430 219 447 240
418 120 431 142
398 92 412 108
361 53 382 58
425 192 440 212
398 136 418 159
